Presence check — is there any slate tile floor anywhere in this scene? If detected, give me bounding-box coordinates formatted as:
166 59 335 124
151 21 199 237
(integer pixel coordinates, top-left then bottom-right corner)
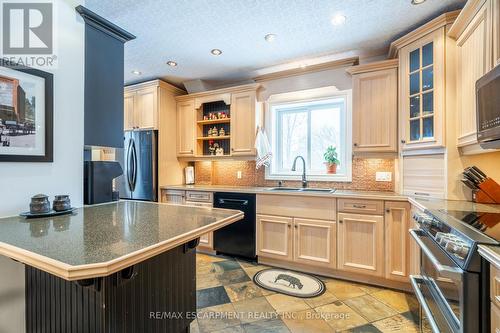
193 253 423 333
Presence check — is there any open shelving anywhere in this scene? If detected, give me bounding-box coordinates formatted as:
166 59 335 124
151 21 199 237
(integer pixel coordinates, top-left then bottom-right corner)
196 101 231 156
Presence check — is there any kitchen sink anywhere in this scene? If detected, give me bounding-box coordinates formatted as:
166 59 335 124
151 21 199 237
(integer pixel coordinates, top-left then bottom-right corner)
266 187 335 193
266 187 302 191
300 188 336 193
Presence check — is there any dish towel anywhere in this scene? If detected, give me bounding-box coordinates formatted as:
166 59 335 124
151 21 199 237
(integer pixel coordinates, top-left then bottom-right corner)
255 128 272 169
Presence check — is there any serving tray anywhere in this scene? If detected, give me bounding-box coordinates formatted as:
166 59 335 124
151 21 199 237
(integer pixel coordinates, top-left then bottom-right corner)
20 208 76 219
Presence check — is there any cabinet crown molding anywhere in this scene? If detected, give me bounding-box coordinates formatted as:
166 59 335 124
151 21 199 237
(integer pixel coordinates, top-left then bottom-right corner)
448 0 488 39
125 79 186 96
388 10 461 58
175 83 260 102
346 59 399 75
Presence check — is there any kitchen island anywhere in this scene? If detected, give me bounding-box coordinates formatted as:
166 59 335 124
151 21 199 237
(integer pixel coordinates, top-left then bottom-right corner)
0 201 243 333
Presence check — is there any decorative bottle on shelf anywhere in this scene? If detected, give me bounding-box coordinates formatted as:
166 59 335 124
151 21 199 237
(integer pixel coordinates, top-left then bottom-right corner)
219 128 225 136
212 126 218 136
207 127 213 137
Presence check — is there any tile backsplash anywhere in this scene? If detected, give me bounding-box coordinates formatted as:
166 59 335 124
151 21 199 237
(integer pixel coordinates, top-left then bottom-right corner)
194 158 395 191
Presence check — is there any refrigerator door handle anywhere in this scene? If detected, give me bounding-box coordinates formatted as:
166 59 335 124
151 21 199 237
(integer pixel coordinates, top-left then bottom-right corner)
131 139 138 191
126 139 134 191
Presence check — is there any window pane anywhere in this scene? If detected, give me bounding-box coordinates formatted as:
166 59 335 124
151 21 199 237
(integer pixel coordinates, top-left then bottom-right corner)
310 106 342 172
423 116 434 138
422 92 433 115
410 95 420 118
422 66 433 91
422 42 433 67
410 72 420 95
410 49 420 72
279 111 307 171
410 119 420 141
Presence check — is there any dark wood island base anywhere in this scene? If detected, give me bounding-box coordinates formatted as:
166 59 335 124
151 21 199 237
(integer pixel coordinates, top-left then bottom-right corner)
25 240 199 333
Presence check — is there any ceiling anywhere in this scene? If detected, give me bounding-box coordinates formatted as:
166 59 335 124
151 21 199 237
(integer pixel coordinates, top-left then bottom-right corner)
86 0 466 88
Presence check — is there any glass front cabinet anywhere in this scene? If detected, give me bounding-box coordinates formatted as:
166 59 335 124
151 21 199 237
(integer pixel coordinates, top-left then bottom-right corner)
399 28 446 151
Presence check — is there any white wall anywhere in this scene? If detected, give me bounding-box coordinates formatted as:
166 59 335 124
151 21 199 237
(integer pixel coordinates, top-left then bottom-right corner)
0 0 85 331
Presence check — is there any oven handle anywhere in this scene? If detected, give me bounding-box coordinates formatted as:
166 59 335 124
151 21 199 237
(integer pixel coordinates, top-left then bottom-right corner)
409 229 463 281
410 275 440 333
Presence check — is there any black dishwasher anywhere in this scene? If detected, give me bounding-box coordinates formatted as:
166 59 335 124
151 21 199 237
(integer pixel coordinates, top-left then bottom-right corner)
213 192 256 260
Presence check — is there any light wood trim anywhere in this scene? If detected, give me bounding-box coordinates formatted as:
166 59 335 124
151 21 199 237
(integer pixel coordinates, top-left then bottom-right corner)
448 0 489 38
337 213 384 277
197 136 230 141
409 209 421 276
198 232 213 250
185 191 213 203
492 301 500 333
385 201 411 282
257 214 293 261
494 0 500 65
197 118 231 125
491 265 500 308
175 83 260 102
0 210 243 281
194 93 231 109
293 218 336 268
125 79 185 95
257 194 336 220
338 198 384 215
346 59 399 75
388 10 460 58
253 57 359 82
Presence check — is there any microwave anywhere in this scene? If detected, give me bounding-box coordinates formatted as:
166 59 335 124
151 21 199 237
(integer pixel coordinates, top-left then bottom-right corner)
476 63 500 149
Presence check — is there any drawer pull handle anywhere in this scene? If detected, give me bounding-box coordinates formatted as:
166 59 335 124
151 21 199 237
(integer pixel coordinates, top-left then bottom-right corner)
352 204 366 209
414 192 430 196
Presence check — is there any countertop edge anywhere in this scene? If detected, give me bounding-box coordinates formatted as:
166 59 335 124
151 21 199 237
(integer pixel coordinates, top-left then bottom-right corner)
478 245 500 269
0 211 244 281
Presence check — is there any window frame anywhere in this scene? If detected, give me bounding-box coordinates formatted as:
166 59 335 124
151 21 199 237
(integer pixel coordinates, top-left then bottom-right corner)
264 87 352 182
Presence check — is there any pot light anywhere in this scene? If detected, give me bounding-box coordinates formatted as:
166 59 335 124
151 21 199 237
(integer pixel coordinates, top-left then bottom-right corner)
411 0 426 4
166 61 178 67
264 33 276 42
331 14 346 26
300 63 308 69
211 49 222 56
131 70 142 75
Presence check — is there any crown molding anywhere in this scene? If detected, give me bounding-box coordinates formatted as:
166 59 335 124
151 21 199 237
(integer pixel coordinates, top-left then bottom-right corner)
388 10 461 59
346 59 399 75
125 79 186 95
253 57 359 82
448 0 487 39
175 83 261 101
76 5 136 43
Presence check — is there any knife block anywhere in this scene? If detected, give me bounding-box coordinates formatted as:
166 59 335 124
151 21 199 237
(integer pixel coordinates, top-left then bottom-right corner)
476 178 500 203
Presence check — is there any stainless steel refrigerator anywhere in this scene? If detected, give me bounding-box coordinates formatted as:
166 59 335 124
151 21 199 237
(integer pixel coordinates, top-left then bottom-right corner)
116 130 157 201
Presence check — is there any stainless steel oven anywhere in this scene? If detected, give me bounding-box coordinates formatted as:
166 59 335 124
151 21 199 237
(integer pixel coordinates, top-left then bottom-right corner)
410 228 479 333
476 63 500 149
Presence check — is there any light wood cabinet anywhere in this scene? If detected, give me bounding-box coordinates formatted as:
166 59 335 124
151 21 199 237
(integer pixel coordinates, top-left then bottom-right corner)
385 201 411 282
337 212 384 277
123 85 159 130
492 302 500 333
409 208 421 276
257 215 293 261
124 91 136 130
230 91 257 156
199 232 213 249
294 218 336 268
338 198 384 215
399 27 446 151
494 0 500 65
176 99 196 157
160 190 185 204
348 61 398 153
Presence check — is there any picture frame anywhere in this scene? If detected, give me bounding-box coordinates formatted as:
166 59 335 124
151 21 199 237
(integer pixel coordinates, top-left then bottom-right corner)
0 61 53 162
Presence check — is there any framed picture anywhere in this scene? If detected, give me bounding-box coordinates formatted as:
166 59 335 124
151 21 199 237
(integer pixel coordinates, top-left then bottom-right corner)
0 61 53 162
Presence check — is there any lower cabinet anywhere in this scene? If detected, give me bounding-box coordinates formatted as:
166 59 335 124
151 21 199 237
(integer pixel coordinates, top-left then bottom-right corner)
337 213 384 277
257 215 336 268
385 201 411 282
199 232 213 249
492 301 500 333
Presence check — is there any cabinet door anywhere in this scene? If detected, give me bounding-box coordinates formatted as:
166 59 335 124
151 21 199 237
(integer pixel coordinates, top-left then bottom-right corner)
177 100 196 156
136 87 158 129
399 28 445 150
352 68 398 153
409 216 421 276
257 215 293 261
385 201 411 282
293 218 336 268
230 91 256 156
199 232 213 249
492 302 500 333
124 92 136 130
494 0 500 65
161 190 185 204
456 2 493 148
337 213 384 276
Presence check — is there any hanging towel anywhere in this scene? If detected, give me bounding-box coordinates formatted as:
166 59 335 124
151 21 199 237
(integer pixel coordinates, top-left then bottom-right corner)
255 128 272 169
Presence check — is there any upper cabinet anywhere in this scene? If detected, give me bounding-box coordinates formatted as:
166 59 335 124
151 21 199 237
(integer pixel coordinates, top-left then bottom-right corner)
176 84 261 159
494 0 500 65
449 0 495 152
347 60 398 154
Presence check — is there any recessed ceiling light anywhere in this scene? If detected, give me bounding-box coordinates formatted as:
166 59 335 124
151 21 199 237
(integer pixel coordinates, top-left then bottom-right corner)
331 14 346 26
264 33 276 42
300 63 308 69
411 0 426 4
166 61 178 67
131 70 142 75
211 49 222 56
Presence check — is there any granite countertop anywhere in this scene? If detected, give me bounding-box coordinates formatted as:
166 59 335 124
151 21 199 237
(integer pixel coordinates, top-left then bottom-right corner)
0 201 243 280
161 184 408 201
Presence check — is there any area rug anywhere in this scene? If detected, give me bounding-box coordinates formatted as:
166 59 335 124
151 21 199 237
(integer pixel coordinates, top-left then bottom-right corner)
253 268 326 298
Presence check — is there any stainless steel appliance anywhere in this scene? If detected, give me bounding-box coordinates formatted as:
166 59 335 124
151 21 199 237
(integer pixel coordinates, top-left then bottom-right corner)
410 207 500 333
476 63 500 149
116 130 157 201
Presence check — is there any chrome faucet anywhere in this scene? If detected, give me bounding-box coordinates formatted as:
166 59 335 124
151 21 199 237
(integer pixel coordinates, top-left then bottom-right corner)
291 156 307 188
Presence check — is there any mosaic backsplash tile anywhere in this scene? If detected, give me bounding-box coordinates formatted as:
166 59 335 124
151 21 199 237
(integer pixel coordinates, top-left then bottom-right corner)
194 158 395 192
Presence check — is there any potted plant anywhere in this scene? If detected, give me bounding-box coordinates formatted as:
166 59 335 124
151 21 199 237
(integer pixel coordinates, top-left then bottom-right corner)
323 146 340 174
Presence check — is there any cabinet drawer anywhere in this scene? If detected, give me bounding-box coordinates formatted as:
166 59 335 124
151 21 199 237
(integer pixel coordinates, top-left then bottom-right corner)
185 191 213 203
338 198 384 215
491 265 500 307
257 195 336 220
